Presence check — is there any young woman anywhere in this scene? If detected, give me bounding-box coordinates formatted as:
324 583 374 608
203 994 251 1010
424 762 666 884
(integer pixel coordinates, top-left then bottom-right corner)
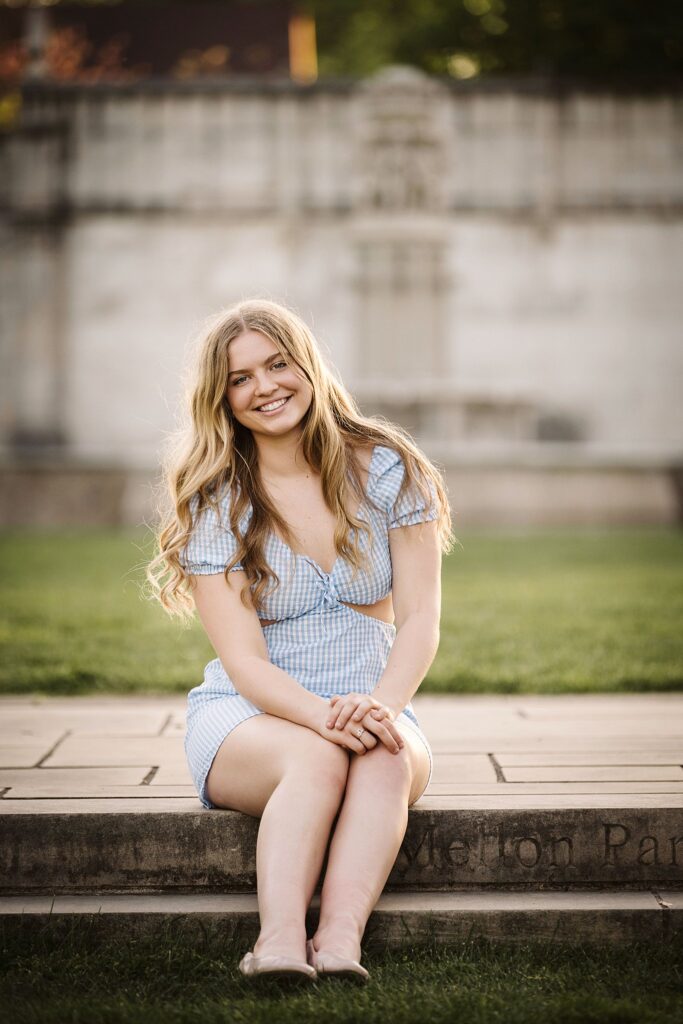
148 298 454 982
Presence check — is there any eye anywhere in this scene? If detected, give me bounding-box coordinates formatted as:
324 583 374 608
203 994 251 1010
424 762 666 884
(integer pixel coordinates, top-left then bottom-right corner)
230 359 286 387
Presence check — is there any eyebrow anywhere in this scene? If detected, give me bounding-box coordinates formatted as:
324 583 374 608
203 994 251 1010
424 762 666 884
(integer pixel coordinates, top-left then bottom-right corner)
228 352 284 376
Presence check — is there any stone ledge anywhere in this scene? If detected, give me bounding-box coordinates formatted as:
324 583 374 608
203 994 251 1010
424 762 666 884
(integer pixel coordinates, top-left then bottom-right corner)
2 696 681 891
2 805 681 894
0 890 676 947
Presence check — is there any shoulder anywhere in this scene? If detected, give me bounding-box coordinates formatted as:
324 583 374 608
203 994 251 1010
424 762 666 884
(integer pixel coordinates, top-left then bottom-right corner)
187 485 229 533
368 445 407 494
189 481 251 532
370 444 402 474
368 444 439 529
180 482 251 575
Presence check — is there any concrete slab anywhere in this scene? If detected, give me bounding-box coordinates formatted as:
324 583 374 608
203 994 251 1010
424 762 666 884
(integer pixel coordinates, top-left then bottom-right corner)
0 712 174 738
504 766 683 783
0 890 664 916
432 737 682 753
2 804 682 893
430 755 498 784
660 891 683 907
160 716 187 737
425 783 683 795
0 734 67 768
42 736 186 768
149 765 194 786
0 692 681 806
0 697 185 738
0 798 203 813
0 768 152 788
654 890 683 939
2 793 682 812
3 787 196 799
0 767 167 796
417 794 683 808
498 752 683 766
1 694 681 895
0 890 669 946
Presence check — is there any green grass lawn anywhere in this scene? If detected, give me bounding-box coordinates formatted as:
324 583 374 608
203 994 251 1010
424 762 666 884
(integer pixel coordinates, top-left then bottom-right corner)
1 527 682 696
2 926 682 1024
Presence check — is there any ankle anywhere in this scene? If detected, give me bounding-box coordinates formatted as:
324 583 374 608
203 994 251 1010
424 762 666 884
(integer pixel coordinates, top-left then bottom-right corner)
253 923 307 958
316 910 364 939
312 914 363 958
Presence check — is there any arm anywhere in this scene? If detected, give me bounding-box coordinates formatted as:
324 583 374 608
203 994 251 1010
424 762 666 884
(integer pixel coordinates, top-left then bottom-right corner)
325 447 443 730
191 571 328 730
326 518 441 731
181 492 345 734
371 518 441 715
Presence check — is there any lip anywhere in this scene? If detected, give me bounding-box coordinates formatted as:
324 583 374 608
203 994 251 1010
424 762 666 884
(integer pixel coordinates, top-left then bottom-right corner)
254 395 292 415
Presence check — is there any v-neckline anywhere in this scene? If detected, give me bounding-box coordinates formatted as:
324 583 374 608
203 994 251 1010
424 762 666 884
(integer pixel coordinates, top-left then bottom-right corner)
268 444 380 578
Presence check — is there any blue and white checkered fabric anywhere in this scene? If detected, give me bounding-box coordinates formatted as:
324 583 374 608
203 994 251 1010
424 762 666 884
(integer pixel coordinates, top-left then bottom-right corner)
180 445 438 808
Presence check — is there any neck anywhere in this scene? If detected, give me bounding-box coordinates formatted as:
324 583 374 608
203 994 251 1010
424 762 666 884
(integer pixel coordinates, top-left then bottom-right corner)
252 428 312 479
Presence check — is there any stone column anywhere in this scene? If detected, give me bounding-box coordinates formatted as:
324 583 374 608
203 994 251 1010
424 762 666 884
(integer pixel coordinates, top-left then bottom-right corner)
347 66 454 442
0 97 69 452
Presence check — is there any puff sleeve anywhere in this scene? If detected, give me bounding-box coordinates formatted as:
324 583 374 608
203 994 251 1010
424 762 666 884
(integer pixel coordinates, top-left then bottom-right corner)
372 446 439 530
179 492 245 576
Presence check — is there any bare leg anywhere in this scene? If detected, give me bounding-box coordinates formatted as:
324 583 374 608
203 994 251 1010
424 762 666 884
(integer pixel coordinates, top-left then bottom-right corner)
204 713 350 960
311 723 430 960
253 757 349 959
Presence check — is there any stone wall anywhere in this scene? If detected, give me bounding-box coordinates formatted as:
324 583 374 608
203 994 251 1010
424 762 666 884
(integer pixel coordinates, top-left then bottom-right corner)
1 70 681 525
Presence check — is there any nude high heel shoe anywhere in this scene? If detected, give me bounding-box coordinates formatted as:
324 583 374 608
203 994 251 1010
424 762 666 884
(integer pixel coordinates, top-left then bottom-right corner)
238 950 317 981
306 939 370 982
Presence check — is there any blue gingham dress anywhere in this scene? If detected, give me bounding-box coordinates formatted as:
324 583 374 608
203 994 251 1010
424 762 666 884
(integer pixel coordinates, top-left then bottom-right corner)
180 444 436 809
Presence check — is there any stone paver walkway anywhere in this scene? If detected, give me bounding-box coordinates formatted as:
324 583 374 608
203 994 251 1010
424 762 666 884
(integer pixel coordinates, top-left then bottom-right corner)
1 693 682 811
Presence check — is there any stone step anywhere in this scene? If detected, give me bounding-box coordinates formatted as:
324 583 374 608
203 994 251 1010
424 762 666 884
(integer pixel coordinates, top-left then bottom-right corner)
2 801 681 894
1 890 680 947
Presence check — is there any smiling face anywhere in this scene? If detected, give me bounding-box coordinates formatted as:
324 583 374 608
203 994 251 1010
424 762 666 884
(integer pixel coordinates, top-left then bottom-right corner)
226 329 313 440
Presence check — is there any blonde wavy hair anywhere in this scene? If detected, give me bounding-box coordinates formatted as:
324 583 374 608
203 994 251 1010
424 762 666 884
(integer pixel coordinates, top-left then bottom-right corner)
147 298 456 620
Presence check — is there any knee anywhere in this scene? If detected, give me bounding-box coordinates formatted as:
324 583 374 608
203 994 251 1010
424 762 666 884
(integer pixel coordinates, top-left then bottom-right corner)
353 743 412 790
289 733 350 796
316 739 351 793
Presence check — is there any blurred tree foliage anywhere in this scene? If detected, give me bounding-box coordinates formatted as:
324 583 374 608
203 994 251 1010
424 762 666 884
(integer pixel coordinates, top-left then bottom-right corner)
304 0 683 82
2 0 681 83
